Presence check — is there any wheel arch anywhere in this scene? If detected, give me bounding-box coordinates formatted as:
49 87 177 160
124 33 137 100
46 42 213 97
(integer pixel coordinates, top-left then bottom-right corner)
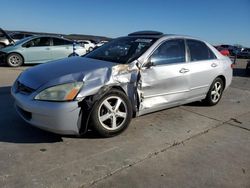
7 52 25 63
217 75 226 90
78 84 136 135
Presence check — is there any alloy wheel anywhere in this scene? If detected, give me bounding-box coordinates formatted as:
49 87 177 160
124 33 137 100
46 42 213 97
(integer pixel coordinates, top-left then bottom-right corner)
211 81 222 103
98 96 127 131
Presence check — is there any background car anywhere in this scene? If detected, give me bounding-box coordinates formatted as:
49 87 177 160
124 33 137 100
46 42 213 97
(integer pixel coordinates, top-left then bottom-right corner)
96 40 109 47
11 31 232 137
78 40 96 52
0 35 86 67
246 61 250 75
0 28 33 48
237 48 250 59
214 46 230 56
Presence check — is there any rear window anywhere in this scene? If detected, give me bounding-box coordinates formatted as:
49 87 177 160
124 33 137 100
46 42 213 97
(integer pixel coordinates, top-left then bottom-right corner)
53 38 72 46
187 40 216 61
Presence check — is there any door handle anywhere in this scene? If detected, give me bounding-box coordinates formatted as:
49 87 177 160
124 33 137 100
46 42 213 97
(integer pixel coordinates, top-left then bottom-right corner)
45 47 50 50
179 68 190 73
211 63 218 67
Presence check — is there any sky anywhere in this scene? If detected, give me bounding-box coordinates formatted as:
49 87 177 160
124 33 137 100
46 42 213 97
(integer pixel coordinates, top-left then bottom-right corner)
1 0 250 46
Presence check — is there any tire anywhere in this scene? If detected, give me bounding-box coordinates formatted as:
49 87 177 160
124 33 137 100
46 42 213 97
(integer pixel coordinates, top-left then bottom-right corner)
203 77 224 106
7 53 23 67
89 89 132 137
88 47 93 52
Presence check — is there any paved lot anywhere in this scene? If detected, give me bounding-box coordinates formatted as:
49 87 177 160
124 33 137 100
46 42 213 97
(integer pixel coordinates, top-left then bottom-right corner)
0 59 249 188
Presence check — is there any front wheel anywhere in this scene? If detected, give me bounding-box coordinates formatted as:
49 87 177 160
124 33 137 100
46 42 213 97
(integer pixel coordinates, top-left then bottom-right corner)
89 89 132 137
203 77 224 106
7 53 24 67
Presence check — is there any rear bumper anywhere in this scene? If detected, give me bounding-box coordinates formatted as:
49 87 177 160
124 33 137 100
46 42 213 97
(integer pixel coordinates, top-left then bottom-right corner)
11 88 82 135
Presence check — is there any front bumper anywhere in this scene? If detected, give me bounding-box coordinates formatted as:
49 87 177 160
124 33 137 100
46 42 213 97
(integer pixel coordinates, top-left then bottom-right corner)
11 87 82 135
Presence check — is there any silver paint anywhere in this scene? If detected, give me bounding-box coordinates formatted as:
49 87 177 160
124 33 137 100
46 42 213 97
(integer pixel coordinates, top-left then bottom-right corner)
11 35 233 135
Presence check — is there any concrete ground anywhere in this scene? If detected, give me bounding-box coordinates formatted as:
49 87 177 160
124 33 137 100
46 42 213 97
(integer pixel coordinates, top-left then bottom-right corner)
0 59 249 188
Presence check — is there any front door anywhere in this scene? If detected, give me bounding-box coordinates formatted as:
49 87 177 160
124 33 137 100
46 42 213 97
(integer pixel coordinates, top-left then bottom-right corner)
139 39 190 115
23 37 52 63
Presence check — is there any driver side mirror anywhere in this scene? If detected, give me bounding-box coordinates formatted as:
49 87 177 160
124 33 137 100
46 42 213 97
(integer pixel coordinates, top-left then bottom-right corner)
144 57 155 69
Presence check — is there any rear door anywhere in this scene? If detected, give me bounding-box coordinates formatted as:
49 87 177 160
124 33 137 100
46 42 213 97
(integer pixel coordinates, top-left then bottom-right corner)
50 37 73 60
186 39 220 100
139 39 190 114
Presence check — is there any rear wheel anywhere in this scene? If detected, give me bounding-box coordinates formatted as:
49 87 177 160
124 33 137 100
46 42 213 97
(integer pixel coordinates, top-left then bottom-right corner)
7 53 23 67
90 89 132 137
203 77 224 106
88 47 93 52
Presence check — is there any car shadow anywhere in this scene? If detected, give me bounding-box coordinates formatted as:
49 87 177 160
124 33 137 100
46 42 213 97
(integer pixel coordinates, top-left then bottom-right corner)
0 86 64 143
0 62 39 67
184 101 207 107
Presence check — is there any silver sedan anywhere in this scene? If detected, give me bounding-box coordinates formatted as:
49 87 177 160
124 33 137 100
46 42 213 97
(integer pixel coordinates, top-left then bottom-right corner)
11 31 233 137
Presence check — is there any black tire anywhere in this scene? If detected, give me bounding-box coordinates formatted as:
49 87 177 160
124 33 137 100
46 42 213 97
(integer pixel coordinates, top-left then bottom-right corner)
7 53 23 67
89 89 132 137
203 77 224 106
89 47 93 52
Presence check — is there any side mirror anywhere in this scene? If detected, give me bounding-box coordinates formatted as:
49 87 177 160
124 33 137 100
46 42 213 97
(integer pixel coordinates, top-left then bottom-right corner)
144 58 155 69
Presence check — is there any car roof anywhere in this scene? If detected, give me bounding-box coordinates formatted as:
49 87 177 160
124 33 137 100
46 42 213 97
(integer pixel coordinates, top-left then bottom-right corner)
127 31 201 41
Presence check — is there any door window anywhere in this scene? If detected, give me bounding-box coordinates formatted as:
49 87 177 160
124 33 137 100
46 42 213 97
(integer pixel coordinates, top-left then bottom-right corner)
186 39 216 61
52 38 72 46
23 37 51 47
150 39 186 65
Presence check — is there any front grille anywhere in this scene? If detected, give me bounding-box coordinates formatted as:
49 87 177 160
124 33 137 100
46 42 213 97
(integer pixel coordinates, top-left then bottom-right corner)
16 81 35 95
16 106 32 121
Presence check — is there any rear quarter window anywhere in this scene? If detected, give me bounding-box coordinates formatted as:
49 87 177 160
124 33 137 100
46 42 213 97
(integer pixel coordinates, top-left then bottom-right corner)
187 39 216 62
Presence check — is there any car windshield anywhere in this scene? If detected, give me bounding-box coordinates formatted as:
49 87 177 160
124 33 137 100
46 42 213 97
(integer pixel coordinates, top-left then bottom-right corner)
13 36 34 46
85 37 157 64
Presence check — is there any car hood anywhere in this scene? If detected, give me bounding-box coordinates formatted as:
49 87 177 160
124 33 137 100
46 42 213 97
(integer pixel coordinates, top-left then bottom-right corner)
0 45 16 52
0 28 14 43
18 57 116 90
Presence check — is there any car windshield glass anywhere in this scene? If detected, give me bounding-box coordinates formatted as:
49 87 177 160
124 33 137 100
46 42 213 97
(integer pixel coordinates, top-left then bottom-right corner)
85 37 157 64
14 36 34 46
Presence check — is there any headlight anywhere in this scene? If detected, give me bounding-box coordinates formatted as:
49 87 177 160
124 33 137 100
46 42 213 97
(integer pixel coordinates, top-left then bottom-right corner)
34 82 83 101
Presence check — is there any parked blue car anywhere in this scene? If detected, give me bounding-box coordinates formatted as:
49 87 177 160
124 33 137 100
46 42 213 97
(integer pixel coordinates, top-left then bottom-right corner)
0 35 86 67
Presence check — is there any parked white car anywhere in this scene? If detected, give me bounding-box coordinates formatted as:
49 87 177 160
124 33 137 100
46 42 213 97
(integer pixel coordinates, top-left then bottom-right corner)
78 40 96 52
96 40 109 47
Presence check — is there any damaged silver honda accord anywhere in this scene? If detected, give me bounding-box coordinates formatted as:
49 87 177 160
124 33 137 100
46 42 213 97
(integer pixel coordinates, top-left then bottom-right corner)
11 31 232 137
